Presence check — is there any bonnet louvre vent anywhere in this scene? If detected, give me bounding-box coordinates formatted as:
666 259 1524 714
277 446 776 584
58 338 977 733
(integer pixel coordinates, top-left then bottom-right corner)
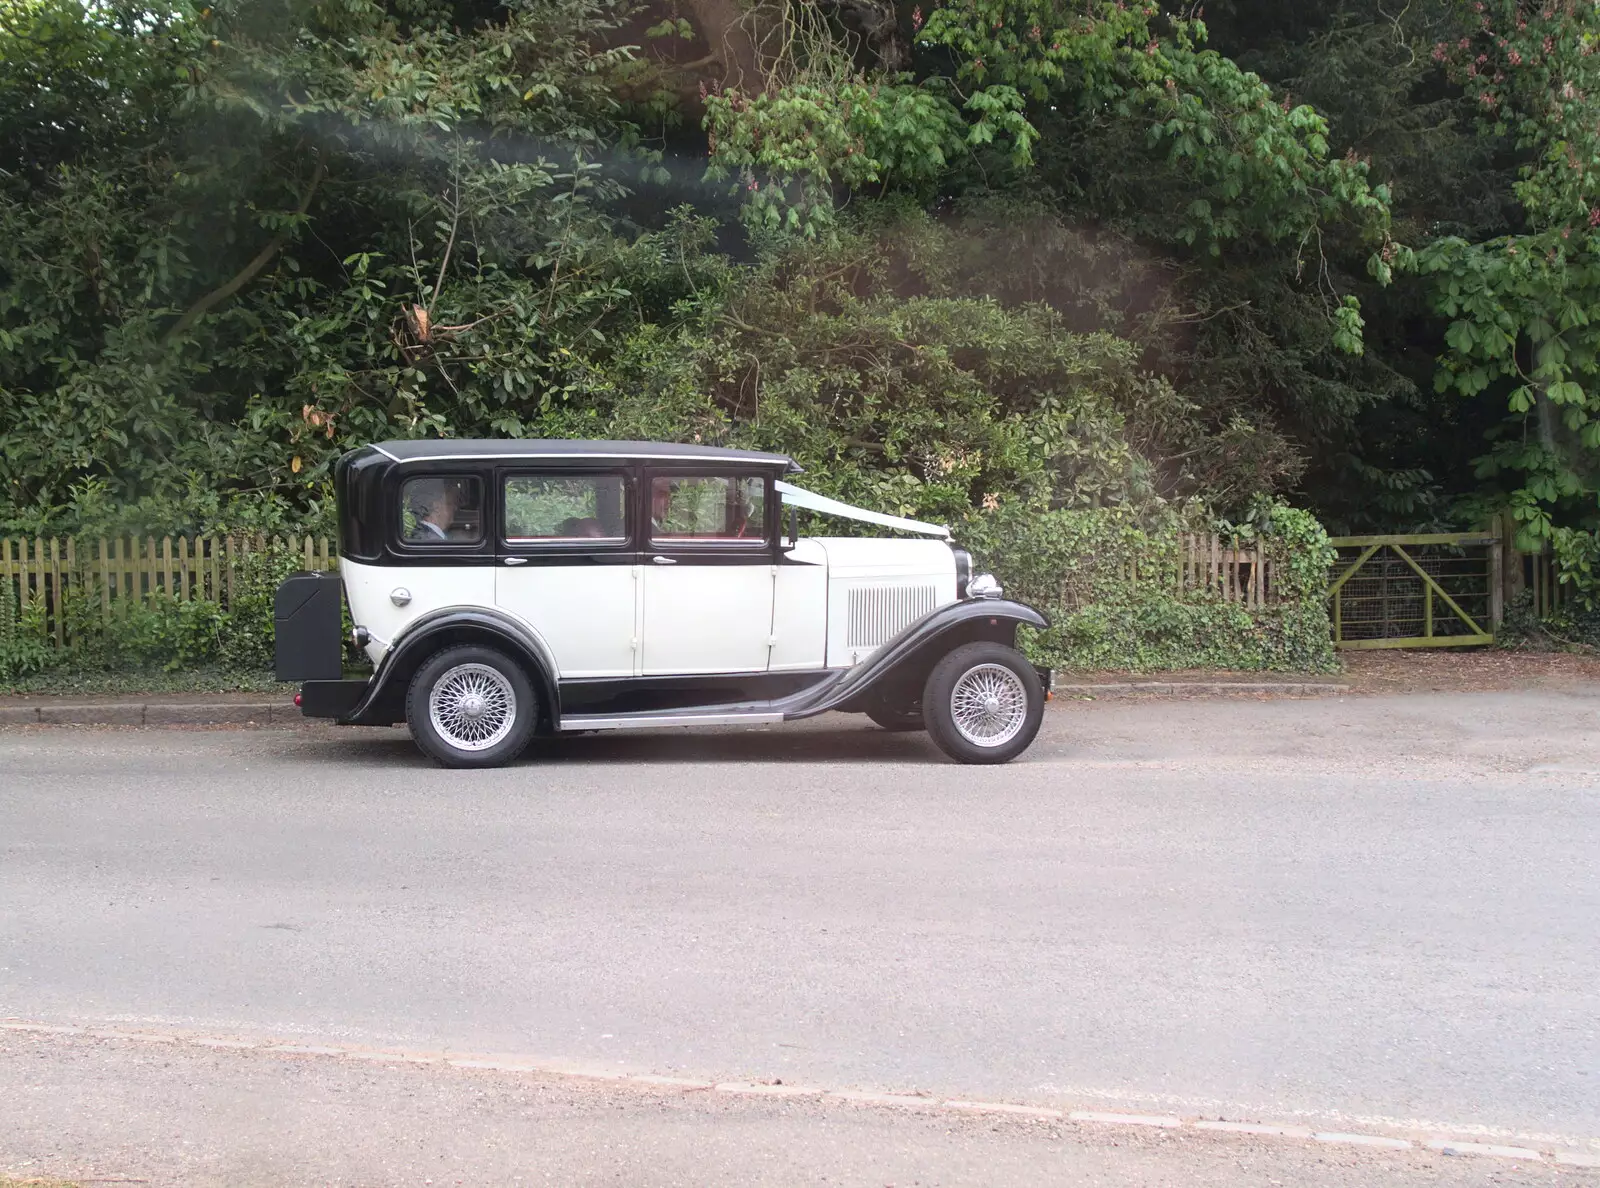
847 585 937 648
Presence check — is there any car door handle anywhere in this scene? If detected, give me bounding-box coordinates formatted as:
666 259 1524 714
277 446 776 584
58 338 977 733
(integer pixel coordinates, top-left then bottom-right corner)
503 557 528 566
651 555 677 565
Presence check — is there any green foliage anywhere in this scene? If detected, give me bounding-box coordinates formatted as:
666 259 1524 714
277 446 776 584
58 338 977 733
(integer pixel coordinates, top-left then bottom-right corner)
1416 0 1600 544
1550 527 1600 615
958 498 1337 672
705 76 973 237
0 590 54 682
565 213 1297 520
918 0 1395 259
19 0 1600 676
0 539 312 687
215 547 306 673
0 0 674 531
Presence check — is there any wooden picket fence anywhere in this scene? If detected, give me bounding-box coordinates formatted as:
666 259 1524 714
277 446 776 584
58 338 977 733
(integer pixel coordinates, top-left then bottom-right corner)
1178 532 1275 607
1089 532 1278 610
0 535 337 646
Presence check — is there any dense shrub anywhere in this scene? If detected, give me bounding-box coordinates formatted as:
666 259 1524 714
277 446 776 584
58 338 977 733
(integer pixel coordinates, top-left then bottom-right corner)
961 501 1339 673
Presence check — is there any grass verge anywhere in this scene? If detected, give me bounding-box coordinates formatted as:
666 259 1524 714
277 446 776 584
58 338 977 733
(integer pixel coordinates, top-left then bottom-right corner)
0 665 296 698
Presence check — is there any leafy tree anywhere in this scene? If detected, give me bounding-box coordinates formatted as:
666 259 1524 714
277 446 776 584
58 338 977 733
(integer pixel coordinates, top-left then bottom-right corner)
1419 0 1600 546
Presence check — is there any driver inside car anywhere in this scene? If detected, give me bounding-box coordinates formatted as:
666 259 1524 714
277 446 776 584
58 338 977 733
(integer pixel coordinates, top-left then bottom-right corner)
408 478 472 542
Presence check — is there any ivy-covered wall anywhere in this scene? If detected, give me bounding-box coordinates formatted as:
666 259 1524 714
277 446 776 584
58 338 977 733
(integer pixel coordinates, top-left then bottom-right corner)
960 502 1339 674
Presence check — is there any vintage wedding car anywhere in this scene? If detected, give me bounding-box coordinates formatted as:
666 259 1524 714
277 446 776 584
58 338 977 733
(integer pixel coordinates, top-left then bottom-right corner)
274 440 1051 767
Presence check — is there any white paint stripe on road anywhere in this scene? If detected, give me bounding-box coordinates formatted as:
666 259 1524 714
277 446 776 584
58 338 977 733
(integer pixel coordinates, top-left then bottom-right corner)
1424 1139 1543 1160
448 1058 549 1072
1070 1111 1184 1128
628 1074 716 1089
1034 1080 1591 1150
1314 1132 1414 1150
4 1018 1595 1167
266 1044 347 1056
1192 1121 1313 1138
88 1028 177 1043
826 1090 940 1108
945 1101 1063 1119
1556 1151 1600 1168
715 1081 825 1097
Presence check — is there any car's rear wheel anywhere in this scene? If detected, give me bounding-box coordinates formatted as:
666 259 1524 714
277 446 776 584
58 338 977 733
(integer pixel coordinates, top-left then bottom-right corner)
922 642 1043 765
406 645 536 768
865 703 924 732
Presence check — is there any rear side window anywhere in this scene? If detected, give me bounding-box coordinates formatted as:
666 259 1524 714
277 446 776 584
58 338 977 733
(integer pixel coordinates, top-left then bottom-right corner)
400 476 484 545
504 474 630 543
649 475 766 543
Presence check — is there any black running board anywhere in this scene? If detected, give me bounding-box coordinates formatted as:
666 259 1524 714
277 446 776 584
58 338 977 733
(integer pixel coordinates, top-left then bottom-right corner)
559 710 784 732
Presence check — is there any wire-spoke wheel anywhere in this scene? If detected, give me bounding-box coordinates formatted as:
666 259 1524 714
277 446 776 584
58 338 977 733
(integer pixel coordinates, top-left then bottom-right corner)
948 663 1028 748
407 645 537 768
428 663 517 751
923 642 1044 765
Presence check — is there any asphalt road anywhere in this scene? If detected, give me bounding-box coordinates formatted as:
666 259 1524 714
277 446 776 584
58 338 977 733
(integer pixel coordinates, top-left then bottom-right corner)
3 691 1599 1165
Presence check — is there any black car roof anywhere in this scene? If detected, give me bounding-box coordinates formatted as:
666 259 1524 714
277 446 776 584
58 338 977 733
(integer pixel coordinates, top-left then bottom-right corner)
371 439 800 471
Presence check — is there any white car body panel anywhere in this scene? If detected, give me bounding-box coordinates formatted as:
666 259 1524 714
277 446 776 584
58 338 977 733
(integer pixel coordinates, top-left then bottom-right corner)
343 558 498 666
346 538 960 679
814 538 960 668
770 539 829 671
497 562 639 679
641 562 775 675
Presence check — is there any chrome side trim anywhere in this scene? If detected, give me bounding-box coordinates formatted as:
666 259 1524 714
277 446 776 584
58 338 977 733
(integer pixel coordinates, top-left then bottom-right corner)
371 443 401 461
560 711 785 732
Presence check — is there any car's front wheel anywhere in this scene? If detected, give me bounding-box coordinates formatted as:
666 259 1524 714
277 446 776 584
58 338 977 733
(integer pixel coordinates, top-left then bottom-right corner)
922 642 1044 765
406 645 537 768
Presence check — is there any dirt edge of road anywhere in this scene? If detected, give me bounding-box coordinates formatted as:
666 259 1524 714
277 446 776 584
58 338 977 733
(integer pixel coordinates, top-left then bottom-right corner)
6 1019 1596 1172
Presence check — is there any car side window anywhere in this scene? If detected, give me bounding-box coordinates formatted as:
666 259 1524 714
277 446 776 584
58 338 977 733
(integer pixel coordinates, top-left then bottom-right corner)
504 474 630 543
649 475 766 544
400 476 484 545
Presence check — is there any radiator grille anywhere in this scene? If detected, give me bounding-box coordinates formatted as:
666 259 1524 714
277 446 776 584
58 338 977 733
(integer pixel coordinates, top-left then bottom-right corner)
847 584 937 648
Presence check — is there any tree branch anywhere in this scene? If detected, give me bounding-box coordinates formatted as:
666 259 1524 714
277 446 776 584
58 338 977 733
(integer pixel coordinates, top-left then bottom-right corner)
165 162 325 343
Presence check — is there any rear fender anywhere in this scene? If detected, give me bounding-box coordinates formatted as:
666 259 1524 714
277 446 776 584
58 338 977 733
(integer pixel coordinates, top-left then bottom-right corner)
346 608 560 728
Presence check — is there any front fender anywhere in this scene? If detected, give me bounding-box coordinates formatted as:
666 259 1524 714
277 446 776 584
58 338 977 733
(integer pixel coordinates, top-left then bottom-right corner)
345 607 561 728
784 598 1047 719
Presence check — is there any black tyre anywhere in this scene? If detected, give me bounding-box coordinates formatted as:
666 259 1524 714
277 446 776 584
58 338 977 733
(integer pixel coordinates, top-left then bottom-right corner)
406 645 537 769
865 703 925 732
921 642 1044 765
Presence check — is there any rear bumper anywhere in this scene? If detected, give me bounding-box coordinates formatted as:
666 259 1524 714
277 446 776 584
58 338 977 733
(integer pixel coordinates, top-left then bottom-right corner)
299 679 371 720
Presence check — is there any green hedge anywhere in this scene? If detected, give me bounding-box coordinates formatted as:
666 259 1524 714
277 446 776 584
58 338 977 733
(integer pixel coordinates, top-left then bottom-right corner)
960 501 1339 673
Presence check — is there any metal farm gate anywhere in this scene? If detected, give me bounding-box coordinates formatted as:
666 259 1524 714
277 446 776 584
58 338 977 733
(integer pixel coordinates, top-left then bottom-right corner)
1328 532 1501 649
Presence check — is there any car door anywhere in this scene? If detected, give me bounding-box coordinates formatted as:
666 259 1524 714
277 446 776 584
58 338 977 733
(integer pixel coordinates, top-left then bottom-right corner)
640 471 775 675
494 469 640 679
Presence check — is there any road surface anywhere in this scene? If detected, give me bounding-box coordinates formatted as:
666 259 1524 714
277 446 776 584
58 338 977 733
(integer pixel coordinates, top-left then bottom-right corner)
3 690 1599 1182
